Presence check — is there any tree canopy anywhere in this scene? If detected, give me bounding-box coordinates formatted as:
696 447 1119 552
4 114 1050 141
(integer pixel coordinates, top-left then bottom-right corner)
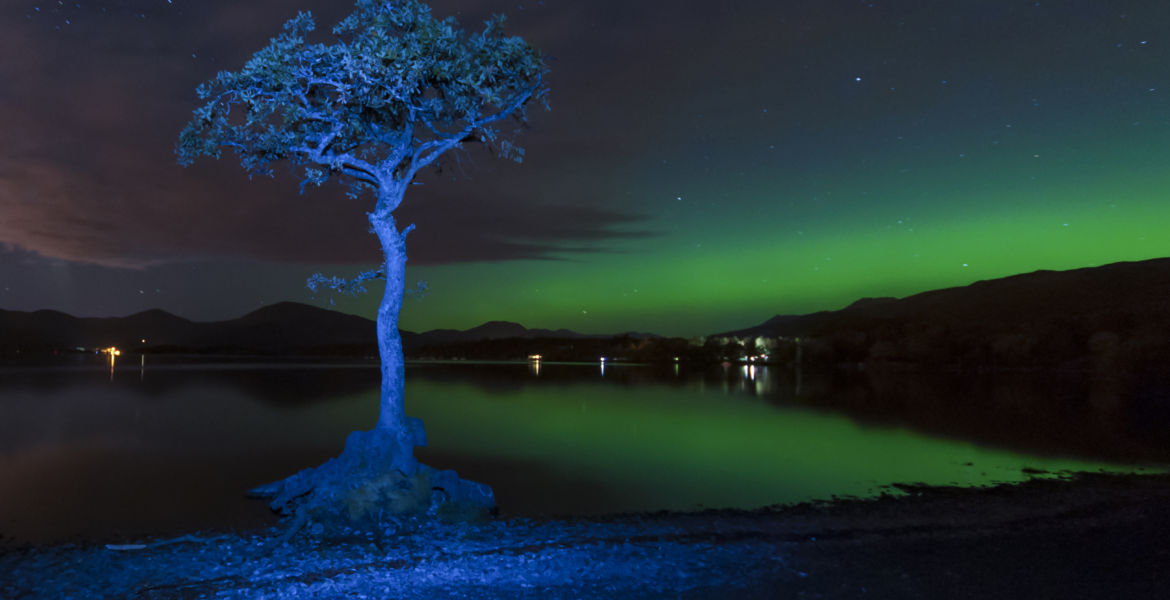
177 0 547 215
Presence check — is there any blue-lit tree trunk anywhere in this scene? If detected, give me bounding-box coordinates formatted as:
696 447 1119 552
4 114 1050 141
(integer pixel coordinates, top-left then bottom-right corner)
373 213 409 436
366 207 423 466
177 0 546 530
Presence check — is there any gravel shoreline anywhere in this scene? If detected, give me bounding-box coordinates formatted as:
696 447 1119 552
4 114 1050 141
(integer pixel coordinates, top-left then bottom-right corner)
5 472 1169 599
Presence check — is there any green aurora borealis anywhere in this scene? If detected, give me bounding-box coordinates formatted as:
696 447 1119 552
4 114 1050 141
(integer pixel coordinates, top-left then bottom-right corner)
396 123 1170 337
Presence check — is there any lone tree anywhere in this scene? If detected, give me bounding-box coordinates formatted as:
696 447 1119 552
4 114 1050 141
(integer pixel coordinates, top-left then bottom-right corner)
177 0 547 527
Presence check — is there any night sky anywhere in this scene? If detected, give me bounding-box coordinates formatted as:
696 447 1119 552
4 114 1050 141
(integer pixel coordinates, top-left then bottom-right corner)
3 0 1169 337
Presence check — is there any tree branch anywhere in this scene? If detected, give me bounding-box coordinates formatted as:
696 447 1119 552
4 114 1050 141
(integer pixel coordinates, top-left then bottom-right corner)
377 118 414 179
307 269 385 296
291 137 383 188
406 81 539 180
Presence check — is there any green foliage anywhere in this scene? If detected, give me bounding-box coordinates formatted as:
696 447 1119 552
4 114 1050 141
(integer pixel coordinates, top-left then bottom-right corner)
177 0 548 202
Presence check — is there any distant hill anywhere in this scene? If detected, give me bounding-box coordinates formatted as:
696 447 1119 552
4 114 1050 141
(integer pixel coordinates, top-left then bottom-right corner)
723 258 1170 338
0 302 378 356
719 258 1170 369
414 320 658 346
0 302 656 357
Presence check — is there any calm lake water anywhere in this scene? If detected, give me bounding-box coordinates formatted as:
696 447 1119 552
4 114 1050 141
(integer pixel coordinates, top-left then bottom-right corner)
1 356 1167 543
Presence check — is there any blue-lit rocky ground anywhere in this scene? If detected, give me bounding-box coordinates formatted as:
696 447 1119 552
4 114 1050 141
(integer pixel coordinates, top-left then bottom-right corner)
4 473 1169 599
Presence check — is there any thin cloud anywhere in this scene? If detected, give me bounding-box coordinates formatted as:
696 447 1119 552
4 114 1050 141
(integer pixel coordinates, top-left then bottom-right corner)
0 0 658 269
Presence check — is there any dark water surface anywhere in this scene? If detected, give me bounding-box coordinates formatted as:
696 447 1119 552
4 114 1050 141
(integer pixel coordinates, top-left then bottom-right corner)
1 356 1166 544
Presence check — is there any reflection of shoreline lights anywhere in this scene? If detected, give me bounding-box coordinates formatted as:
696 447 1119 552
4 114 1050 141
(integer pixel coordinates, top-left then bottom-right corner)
527 354 541 376
600 356 606 377
734 364 776 395
102 347 120 381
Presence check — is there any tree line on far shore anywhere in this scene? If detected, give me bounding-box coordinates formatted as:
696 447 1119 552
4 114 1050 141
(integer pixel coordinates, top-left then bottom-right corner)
410 315 1170 375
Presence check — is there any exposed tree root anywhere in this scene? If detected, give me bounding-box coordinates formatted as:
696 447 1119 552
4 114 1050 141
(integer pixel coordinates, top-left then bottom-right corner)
250 424 495 537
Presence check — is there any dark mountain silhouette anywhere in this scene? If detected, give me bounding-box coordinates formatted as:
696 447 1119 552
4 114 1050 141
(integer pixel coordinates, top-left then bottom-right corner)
415 320 657 346
720 257 1170 369
0 302 654 357
724 258 1170 338
416 321 532 345
0 302 377 355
